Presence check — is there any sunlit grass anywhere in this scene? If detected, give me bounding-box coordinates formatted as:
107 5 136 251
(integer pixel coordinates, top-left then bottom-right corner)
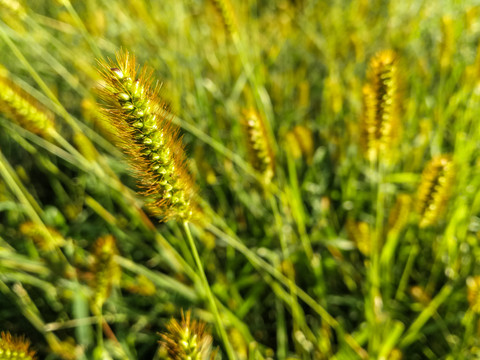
0 0 479 359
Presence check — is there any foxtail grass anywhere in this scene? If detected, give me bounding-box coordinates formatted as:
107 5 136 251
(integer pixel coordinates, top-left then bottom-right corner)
97 50 235 360
211 0 238 36
387 194 412 234
0 332 36 360
97 50 196 221
360 50 400 163
159 310 214 360
242 109 275 185
347 220 371 256
90 235 120 314
0 75 55 139
416 155 455 228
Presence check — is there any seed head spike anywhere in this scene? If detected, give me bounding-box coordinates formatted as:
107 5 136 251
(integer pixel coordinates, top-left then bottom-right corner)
97 50 196 221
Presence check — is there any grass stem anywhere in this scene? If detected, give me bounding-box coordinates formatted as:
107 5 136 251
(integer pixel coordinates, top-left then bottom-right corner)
183 221 236 360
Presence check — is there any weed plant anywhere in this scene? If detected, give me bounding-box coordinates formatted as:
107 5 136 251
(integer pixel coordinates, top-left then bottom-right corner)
0 0 479 359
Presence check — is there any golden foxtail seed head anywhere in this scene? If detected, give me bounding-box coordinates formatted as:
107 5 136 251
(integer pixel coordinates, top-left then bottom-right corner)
416 155 454 228
346 220 371 256
242 109 275 185
159 310 214 360
211 0 238 36
360 50 400 162
0 75 55 138
467 276 480 313
97 50 196 221
284 125 314 164
0 332 36 360
90 235 121 313
387 194 412 234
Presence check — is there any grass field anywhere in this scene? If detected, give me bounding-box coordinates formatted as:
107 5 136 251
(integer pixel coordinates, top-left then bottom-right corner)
0 0 479 359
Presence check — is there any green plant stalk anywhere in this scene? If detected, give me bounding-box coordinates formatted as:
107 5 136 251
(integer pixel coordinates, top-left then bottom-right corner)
268 194 304 351
0 150 75 268
4 21 90 98
399 284 453 347
0 120 80 165
0 23 84 134
0 280 81 359
259 261 319 355
4 116 245 344
60 0 103 59
269 192 324 353
286 152 326 299
114 255 198 302
378 321 404 359
457 309 475 356
207 223 368 358
0 27 273 206
395 244 419 301
183 222 236 360
172 115 258 179
230 31 276 151
0 151 44 217
276 290 287 360
367 159 388 355
95 310 104 360
0 23 121 165
3 120 199 292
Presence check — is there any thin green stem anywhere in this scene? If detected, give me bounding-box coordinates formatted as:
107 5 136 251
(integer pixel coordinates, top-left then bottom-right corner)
183 221 236 360
269 194 303 348
95 312 104 358
399 284 453 347
0 151 43 221
285 152 326 299
61 0 103 59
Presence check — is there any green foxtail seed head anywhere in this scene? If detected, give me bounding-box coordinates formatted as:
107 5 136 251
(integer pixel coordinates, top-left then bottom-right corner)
159 310 214 360
416 155 454 228
211 0 238 36
284 125 314 164
91 235 121 314
440 16 454 69
360 50 400 162
97 51 196 221
0 332 36 360
346 220 370 256
387 194 412 234
467 276 480 314
242 109 275 185
0 75 55 138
